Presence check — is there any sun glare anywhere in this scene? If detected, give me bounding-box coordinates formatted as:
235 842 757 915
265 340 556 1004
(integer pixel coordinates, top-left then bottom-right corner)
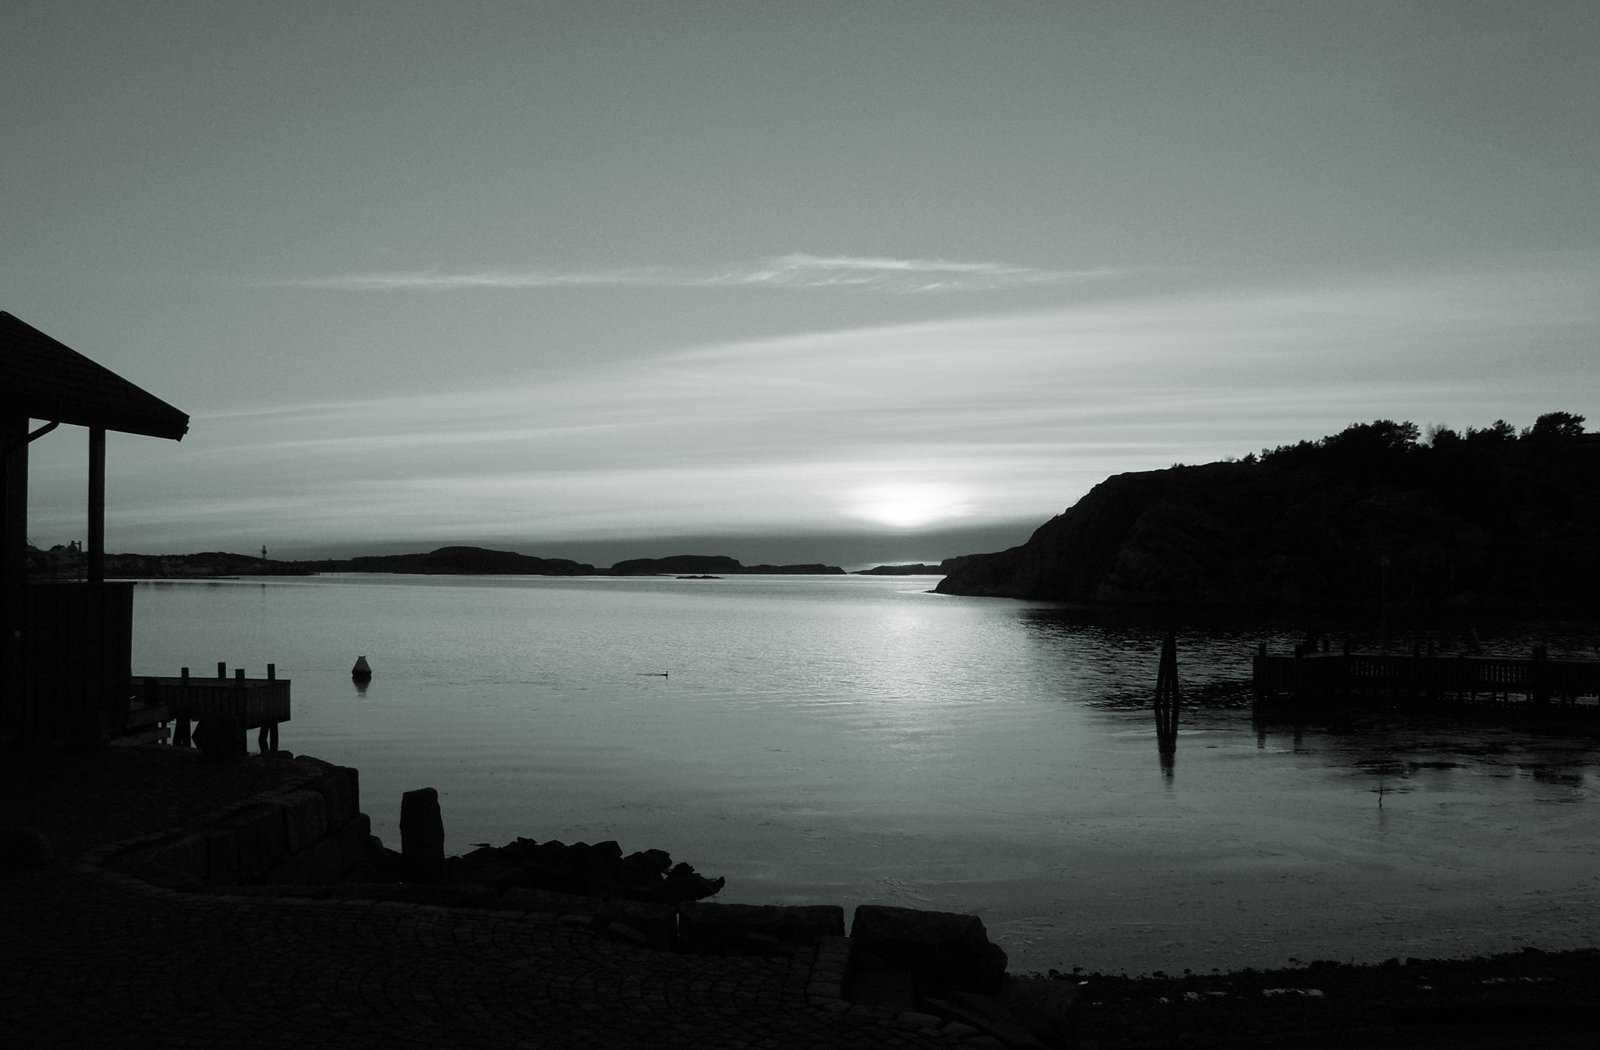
847 483 969 529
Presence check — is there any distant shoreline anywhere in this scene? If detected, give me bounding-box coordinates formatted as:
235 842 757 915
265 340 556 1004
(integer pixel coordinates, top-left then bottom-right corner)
29 544 955 582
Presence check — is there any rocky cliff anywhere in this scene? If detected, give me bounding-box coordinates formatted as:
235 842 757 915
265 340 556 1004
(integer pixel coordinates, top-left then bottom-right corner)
936 418 1600 609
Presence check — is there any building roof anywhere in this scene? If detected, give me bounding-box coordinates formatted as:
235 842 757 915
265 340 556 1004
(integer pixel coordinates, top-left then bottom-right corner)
0 311 189 440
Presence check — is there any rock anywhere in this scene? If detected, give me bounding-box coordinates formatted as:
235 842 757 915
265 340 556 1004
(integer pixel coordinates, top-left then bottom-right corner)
849 905 1009 993
0 825 53 870
192 715 246 758
621 848 672 880
444 847 527 890
399 787 445 882
644 861 724 903
427 835 723 904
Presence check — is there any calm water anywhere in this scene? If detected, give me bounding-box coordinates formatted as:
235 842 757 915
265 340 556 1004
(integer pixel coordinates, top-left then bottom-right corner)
129 574 1600 974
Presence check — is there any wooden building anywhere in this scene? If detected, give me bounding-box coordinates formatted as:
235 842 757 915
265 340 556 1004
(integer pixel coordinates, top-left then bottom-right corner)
1 311 189 748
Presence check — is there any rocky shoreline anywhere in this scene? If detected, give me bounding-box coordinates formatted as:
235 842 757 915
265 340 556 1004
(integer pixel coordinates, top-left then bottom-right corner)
6 748 1595 1048
1062 947 1600 1048
229 777 1600 1048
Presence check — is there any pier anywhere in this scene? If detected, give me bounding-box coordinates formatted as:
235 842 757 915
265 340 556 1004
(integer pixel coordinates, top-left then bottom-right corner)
1252 642 1600 719
124 662 291 754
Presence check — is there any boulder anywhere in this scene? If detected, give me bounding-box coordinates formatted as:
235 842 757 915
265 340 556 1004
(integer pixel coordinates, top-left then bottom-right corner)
849 905 1008 993
459 837 722 902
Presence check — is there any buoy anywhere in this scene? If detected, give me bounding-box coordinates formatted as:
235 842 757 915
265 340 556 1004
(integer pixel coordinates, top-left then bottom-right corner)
352 655 372 681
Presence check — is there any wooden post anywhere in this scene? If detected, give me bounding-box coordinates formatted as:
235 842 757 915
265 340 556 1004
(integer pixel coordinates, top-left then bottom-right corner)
87 426 105 585
233 667 247 755
1154 631 1181 767
141 676 158 741
174 667 191 747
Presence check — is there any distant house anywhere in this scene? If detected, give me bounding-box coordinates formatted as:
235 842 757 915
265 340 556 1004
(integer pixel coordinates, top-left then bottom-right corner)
1 311 189 748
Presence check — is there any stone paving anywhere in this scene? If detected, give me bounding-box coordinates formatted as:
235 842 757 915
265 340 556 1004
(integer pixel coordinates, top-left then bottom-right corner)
0 751 1013 1049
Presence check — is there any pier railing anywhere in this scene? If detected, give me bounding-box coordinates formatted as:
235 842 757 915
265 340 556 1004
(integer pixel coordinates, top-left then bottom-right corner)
129 663 291 754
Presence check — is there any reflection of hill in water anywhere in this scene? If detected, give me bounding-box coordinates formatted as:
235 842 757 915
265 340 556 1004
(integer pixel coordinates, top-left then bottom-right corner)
1011 603 1600 807
1015 604 1600 711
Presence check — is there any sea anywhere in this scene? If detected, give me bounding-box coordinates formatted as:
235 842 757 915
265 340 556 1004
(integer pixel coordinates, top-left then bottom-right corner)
128 573 1600 975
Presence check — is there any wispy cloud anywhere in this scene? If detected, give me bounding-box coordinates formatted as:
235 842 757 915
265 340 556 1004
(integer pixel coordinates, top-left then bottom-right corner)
30 258 1596 555
274 254 1121 294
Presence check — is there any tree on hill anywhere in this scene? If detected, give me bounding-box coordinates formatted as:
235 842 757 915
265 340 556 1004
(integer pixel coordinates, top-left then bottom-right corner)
939 410 1598 607
1524 411 1586 442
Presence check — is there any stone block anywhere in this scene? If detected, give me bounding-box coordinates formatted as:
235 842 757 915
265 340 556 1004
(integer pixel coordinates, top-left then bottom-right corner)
400 787 444 882
336 813 375 875
298 757 361 825
262 836 343 884
270 790 329 853
149 833 210 882
849 905 1008 993
680 901 844 954
218 804 288 882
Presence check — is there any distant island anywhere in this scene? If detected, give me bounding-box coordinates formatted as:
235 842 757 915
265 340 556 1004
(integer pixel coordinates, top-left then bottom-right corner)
610 555 845 576
849 563 946 575
937 413 1600 610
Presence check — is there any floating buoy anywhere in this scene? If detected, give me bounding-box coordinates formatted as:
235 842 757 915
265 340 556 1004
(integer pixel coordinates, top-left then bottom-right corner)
352 655 372 681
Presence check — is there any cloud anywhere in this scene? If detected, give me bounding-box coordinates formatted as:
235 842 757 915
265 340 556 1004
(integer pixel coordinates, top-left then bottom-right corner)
27 257 1598 555
707 254 1123 292
274 254 1121 294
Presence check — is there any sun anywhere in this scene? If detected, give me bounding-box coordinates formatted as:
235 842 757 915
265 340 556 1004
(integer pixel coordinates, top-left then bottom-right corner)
847 483 969 529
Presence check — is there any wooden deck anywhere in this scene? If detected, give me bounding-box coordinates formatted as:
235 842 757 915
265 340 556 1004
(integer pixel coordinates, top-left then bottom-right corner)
1252 644 1600 719
125 663 291 753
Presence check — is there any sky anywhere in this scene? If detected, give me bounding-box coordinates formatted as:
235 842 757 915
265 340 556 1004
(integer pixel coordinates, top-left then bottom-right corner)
7 1 1598 568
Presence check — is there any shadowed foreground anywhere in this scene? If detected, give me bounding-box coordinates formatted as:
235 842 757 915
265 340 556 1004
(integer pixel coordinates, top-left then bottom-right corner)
2 748 1596 1048
0 750 989 1049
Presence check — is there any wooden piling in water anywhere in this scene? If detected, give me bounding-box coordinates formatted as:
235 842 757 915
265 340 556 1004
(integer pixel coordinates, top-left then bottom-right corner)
1154 631 1181 759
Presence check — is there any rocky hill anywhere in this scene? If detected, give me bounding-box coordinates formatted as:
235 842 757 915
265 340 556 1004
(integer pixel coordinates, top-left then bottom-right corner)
936 415 1600 609
852 563 945 576
307 546 597 575
611 554 844 575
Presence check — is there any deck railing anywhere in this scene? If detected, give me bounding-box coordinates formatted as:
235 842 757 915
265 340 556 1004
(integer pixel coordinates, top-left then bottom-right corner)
132 663 292 754
1252 644 1600 715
